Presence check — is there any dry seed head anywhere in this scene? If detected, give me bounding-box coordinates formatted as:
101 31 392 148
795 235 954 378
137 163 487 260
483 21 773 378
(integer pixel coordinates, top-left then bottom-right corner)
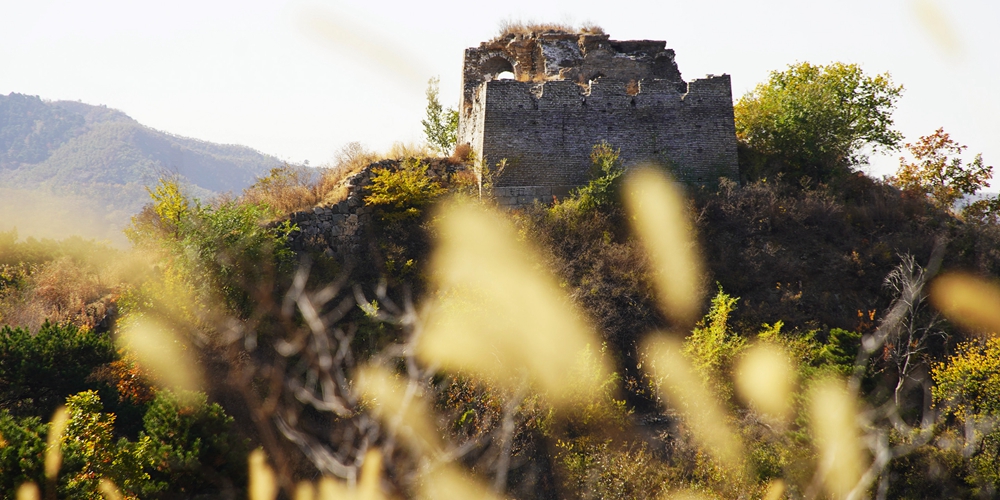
624 167 704 325
644 335 744 469
295 481 316 500
98 479 124 500
763 479 786 500
418 464 506 500
929 272 1000 335
299 7 427 87
809 377 866 499
735 343 795 424
911 0 962 57
44 406 68 480
357 365 442 455
358 450 385 500
661 489 715 500
249 449 278 500
420 200 609 407
15 483 40 500
317 477 353 499
116 317 203 394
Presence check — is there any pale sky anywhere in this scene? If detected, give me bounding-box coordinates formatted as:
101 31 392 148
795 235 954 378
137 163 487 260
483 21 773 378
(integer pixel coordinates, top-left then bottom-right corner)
2 0 997 181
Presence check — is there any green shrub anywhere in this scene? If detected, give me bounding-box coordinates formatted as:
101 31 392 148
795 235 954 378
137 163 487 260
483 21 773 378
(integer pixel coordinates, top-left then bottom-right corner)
60 390 148 497
364 159 446 225
565 142 626 213
683 288 745 384
126 178 296 318
138 390 248 497
363 159 446 281
0 322 115 417
0 410 46 493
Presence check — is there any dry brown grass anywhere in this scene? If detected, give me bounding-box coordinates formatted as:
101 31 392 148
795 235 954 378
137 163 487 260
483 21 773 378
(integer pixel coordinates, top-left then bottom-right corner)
385 141 434 160
449 143 473 164
0 255 127 331
578 21 605 35
496 20 604 39
241 166 326 216
241 141 449 217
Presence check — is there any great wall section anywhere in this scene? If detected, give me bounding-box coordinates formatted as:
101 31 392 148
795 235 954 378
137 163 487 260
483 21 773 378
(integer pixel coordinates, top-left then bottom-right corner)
458 30 740 206
284 29 741 253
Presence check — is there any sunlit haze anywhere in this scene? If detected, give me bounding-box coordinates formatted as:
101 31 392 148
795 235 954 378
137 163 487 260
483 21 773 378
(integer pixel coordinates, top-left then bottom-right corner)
2 0 997 180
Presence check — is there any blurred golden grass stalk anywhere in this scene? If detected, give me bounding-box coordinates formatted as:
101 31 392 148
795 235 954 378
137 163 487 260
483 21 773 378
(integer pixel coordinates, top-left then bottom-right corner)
16 482 40 500
44 406 68 480
116 317 203 394
929 272 1000 335
735 343 795 424
418 464 505 500
357 365 442 455
419 199 610 406
98 479 124 500
289 450 384 500
624 167 704 325
910 0 962 57
809 377 867 499
249 449 278 500
298 7 428 87
643 335 744 469
357 364 504 500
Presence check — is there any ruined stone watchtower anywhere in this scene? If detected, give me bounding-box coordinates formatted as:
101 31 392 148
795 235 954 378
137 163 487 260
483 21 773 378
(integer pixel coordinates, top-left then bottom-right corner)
458 29 740 206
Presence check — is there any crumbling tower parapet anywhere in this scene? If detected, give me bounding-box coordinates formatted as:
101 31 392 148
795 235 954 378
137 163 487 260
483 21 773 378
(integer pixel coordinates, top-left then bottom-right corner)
458 29 740 206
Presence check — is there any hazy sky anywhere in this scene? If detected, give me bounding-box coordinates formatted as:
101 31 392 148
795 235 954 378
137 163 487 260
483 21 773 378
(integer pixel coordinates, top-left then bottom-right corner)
2 0 997 179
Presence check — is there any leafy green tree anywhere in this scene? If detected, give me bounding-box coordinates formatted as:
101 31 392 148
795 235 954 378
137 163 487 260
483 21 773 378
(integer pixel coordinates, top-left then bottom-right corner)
421 77 459 156
0 322 115 417
890 128 994 210
735 62 903 182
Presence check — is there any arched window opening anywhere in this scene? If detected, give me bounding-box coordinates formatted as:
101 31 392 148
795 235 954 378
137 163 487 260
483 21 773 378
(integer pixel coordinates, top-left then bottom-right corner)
480 56 515 80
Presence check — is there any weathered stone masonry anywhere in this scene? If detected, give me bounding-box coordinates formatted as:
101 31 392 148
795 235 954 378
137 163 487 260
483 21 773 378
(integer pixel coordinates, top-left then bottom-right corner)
282 159 462 259
458 31 740 206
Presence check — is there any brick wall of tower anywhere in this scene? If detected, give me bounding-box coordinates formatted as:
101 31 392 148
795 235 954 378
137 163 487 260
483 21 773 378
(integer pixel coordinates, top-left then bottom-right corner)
477 75 739 190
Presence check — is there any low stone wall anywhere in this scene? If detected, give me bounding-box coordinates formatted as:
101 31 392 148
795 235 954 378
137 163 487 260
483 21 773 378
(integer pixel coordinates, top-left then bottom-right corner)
282 159 466 260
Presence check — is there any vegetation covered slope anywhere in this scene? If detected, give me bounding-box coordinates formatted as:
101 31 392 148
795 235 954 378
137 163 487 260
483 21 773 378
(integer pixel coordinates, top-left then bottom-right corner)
4 63 1000 499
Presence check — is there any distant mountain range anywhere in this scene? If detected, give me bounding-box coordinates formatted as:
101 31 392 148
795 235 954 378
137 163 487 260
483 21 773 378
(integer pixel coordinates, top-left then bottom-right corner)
0 93 285 244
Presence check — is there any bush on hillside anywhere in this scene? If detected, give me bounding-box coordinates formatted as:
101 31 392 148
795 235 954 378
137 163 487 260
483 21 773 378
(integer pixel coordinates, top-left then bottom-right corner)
126 178 296 318
565 142 626 213
138 390 248 497
363 159 447 280
242 165 325 216
0 322 115 418
0 231 123 331
365 159 446 225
